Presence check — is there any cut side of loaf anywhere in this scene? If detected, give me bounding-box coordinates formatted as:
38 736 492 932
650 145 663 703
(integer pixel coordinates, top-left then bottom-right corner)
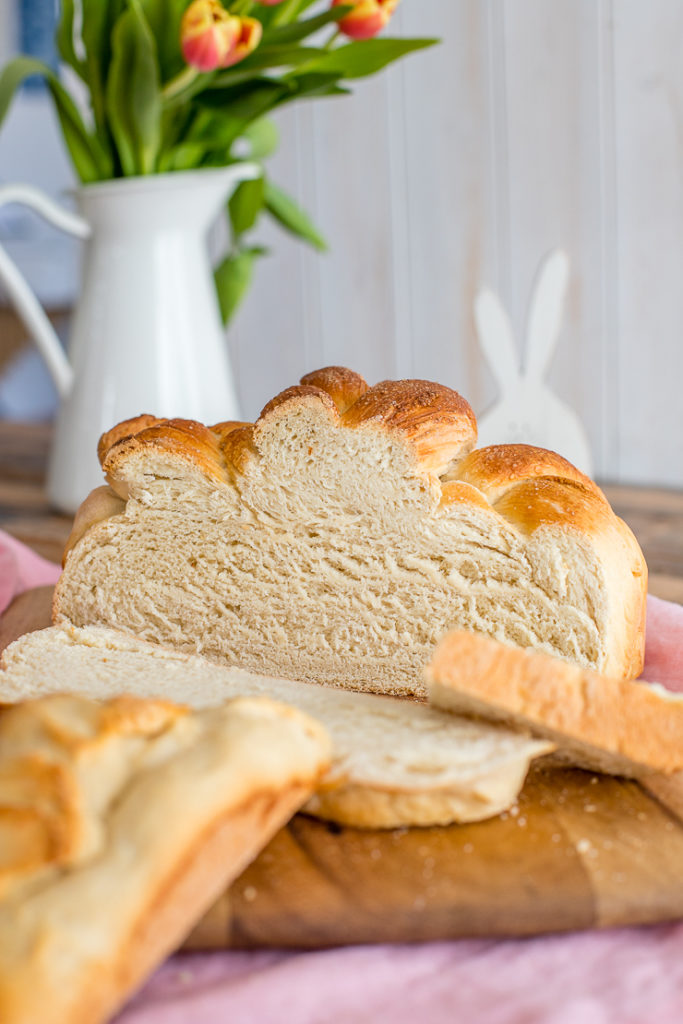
0 691 329 1024
53 366 646 698
426 630 683 777
0 625 553 828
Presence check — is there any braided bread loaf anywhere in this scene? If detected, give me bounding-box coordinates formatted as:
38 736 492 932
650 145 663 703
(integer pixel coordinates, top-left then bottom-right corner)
54 367 647 697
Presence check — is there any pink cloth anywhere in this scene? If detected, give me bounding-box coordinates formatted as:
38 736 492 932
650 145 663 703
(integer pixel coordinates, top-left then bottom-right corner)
642 595 683 692
2 530 683 1023
0 529 61 612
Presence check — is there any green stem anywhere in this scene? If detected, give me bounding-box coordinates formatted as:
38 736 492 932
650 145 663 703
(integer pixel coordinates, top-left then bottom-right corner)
162 65 200 102
324 27 341 49
229 0 253 14
271 0 299 27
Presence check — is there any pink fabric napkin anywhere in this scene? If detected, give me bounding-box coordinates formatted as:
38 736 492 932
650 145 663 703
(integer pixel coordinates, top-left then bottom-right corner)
0 529 61 613
2 530 683 1024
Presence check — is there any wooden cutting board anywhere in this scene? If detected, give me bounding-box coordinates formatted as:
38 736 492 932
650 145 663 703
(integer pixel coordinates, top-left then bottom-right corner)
3 587 683 948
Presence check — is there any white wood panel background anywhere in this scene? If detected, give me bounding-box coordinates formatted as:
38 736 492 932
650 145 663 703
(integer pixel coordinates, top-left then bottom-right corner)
3 1 683 486
230 0 683 487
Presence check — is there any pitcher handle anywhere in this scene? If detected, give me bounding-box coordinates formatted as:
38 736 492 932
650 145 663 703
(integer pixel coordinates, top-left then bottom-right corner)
0 184 91 398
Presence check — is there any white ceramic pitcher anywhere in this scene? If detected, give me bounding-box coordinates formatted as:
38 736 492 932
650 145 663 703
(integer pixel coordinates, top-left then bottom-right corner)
0 164 257 513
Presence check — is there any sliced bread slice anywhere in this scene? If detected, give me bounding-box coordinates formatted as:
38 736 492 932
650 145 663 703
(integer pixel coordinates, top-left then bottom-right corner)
0 625 552 828
426 629 683 778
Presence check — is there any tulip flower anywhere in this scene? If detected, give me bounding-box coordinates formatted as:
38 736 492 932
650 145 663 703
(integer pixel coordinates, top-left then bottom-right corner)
332 0 399 40
180 0 262 72
181 0 239 71
220 17 263 68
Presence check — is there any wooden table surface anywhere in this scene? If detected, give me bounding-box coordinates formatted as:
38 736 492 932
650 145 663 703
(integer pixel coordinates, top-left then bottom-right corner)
2 420 683 602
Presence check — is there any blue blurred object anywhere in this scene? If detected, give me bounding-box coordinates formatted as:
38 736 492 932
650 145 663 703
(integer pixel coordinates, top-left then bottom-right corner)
0 346 59 421
20 0 58 88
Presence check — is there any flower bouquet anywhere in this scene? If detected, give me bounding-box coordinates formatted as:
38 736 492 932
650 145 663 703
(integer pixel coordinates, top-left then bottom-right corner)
0 0 435 324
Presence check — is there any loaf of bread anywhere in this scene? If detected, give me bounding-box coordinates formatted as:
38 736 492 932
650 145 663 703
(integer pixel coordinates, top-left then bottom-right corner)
0 691 329 1024
426 629 683 777
54 366 647 697
1 625 552 828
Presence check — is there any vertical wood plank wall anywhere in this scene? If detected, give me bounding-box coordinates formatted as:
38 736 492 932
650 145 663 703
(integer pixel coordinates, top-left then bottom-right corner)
230 0 683 487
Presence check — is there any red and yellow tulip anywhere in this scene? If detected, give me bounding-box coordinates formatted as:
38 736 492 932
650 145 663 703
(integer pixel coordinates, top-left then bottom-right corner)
332 0 400 40
219 16 263 67
181 0 262 72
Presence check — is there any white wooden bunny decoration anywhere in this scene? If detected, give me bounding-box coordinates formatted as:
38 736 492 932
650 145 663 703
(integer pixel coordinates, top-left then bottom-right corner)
474 248 593 476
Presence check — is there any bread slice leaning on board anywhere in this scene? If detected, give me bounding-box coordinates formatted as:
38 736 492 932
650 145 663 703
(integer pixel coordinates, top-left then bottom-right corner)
0 625 553 829
0 691 329 1024
426 630 683 778
53 366 647 698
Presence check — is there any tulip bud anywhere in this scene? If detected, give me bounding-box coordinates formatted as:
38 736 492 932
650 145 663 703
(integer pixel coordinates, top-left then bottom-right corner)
220 17 263 68
332 0 399 40
181 1 262 71
181 0 240 72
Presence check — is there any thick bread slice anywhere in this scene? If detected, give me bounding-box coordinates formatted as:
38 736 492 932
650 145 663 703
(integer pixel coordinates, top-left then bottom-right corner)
0 692 329 1024
0 625 553 828
426 630 683 777
53 367 646 698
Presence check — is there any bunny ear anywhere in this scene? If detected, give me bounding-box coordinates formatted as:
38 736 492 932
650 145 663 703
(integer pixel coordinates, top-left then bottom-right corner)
524 249 569 381
474 288 520 396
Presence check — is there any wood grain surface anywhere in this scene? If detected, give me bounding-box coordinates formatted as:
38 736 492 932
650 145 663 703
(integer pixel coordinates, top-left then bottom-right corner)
2 585 683 947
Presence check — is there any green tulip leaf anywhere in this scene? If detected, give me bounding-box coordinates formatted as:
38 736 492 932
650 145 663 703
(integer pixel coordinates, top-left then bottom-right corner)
81 0 126 141
284 71 348 101
265 180 326 251
199 77 292 119
55 0 86 79
139 0 189 83
239 117 279 160
228 175 265 239
235 45 329 74
253 0 321 30
215 246 268 326
293 37 440 80
262 7 351 47
157 141 211 172
0 57 110 182
106 1 162 175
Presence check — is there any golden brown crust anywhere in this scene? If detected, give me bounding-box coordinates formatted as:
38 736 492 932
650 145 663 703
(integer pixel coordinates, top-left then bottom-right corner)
438 479 498 514
492 478 613 536
258 384 340 424
218 424 258 477
491 478 647 677
456 444 605 503
427 630 682 775
341 378 478 475
300 366 368 413
103 418 225 487
210 420 251 440
97 415 161 467
62 486 126 566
